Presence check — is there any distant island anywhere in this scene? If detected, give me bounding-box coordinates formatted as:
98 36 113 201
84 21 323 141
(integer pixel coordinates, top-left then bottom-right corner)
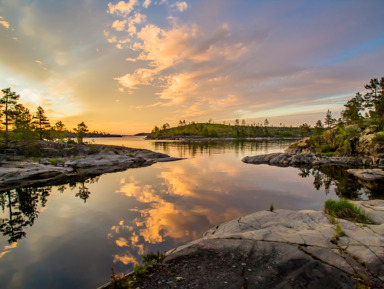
134 133 150 136
147 121 312 139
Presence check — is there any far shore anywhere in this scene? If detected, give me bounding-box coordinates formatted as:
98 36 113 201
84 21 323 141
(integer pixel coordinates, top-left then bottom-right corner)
146 136 303 141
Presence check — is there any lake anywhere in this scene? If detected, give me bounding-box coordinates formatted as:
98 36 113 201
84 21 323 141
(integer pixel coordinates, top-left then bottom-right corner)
0 136 377 289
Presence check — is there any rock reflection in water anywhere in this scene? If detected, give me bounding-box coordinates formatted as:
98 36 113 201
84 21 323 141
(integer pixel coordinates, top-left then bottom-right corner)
298 166 384 199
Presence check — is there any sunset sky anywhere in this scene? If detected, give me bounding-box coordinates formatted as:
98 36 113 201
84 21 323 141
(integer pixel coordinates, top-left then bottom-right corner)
1 0 384 134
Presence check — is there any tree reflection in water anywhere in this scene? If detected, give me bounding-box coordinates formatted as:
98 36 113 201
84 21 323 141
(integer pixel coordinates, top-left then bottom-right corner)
0 176 99 243
298 166 384 200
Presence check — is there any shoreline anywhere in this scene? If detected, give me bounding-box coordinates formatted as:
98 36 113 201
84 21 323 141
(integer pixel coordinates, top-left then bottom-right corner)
99 200 384 289
146 136 303 141
0 143 182 192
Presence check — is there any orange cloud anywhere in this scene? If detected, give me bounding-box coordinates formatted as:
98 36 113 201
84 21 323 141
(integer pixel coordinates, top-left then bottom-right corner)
173 1 188 12
115 237 129 247
108 0 138 16
112 19 127 31
0 16 9 28
113 253 138 265
143 0 151 8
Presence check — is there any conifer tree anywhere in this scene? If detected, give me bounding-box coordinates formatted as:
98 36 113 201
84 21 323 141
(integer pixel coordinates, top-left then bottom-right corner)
363 77 384 128
0 88 20 144
74 121 88 144
52 121 66 141
32 106 51 140
341 92 364 124
324 110 336 128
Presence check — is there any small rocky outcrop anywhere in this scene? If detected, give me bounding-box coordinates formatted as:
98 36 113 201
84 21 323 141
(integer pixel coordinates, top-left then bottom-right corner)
347 169 384 181
242 152 384 168
0 145 182 191
126 200 384 289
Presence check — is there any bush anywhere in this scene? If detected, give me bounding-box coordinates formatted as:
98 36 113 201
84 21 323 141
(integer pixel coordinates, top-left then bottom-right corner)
49 158 64 166
142 251 165 267
372 132 384 145
133 264 148 277
110 268 129 289
320 143 332 153
324 199 371 224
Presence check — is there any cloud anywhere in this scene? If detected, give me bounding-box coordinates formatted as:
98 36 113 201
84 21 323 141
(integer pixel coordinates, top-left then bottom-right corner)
112 19 127 31
107 0 138 16
126 12 147 36
143 0 151 8
113 253 138 265
173 1 188 12
0 18 10 28
115 237 129 247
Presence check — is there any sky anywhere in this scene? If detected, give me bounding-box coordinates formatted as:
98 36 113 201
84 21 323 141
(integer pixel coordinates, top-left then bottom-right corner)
0 0 384 134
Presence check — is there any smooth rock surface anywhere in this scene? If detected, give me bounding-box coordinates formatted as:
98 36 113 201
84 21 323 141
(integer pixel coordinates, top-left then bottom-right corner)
0 146 181 191
125 200 384 289
242 152 382 168
347 168 384 180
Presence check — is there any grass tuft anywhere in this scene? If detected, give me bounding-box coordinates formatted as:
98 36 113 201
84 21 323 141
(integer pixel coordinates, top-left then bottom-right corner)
324 199 371 224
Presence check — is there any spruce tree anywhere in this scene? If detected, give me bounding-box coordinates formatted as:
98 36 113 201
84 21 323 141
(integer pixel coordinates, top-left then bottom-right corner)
324 110 336 128
0 88 20 144
74 121 88 144
32 106 51 140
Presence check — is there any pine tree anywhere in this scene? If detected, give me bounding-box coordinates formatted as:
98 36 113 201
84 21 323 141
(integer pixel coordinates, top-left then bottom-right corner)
32 106 51 140
74 121 88 144
341 92 364 124
324 110 336 128
52 121 67 142
0 88 20 144
363 77 384 128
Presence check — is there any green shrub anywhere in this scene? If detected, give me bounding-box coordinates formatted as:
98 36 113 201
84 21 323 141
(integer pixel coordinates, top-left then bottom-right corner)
142 251 165 267
372 132 384 145
320 143 332 153
110 268 129 289
49 158 64 166
133 264 148 277
269 204 274 212
324 199 371 224
320 152 337 157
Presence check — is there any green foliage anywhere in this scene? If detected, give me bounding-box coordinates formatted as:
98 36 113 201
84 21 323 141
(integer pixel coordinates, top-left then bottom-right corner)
49 158 64 166
1 87 20 143
337 139 352 155
110 268 129 289
32 106 51 140
142 251 165 267
320 152 337 157
324 199 371 224
74 121 89 144
331 223 345 243
133 264 148 277
320 143 332 153
269 204 274 212
372 132 384 145
148 122 307 139
324 109 336 128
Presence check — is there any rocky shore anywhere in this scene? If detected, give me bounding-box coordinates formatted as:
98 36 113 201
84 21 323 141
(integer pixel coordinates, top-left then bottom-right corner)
100 200 384 289
146 136 302 141
242 152 384 169
0 143 182 191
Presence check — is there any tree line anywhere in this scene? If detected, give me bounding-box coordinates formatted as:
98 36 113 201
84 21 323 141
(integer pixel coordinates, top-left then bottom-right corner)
305 76 384 155
1 87 93 146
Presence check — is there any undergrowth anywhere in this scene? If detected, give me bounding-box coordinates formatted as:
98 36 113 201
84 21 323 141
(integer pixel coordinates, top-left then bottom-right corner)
324 199 371 224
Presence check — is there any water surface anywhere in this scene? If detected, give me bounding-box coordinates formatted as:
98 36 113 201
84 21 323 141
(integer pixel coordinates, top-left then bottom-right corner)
0 137 379 289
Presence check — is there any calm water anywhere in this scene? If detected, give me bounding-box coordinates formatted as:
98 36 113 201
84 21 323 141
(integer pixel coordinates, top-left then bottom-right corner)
0 137 380 289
